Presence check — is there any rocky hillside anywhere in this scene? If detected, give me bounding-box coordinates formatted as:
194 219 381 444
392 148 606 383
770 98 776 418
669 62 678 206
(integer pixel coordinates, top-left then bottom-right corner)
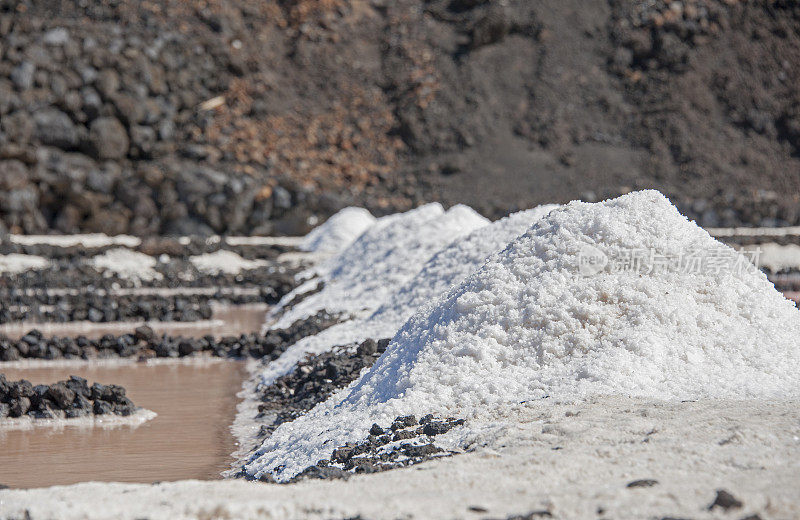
0 0 798 235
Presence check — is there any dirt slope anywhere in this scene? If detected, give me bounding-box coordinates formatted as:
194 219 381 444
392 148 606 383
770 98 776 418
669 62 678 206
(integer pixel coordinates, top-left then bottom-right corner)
0 0 798 234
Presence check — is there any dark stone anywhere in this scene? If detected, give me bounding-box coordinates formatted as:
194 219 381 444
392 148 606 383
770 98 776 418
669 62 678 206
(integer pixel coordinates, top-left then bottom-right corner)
87 117 129 159
65 407 89 418
90 382 108 401
9 397 31 417
626 479 659 488
392 429 416 441
369 423 384 436
20 334 40 346
66 375 91 398
34 109 78 149
293 465 350 481
92 399 113 415
177 339 196 357
47 382 76 409
87 308 104 323
9 380 33 399
113 397 136 416
402 443 441 458
72 393 91 410
423 420 454 436
709 489 743 511
134 325 155 342
11 61 35 90
391 415 418 430
356 338 377 356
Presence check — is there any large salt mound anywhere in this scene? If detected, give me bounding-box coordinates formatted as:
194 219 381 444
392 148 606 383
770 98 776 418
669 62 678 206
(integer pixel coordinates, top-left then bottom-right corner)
245 190 800 481
300 207 376 254
256 205 560 386
268 203 489 328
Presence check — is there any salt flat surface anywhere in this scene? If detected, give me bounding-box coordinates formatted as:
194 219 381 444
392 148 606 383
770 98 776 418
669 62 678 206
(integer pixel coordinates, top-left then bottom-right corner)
3 398 798 520
89 248 163 282
300 207 376 254
246 191 800 481
0 253 49 274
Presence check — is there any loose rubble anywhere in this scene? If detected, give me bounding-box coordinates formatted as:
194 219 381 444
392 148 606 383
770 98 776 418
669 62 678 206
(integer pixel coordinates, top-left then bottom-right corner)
0 374 139 419
0 310 340 362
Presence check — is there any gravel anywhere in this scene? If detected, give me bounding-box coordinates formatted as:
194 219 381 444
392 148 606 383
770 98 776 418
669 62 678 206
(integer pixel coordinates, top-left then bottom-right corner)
0 310 341 362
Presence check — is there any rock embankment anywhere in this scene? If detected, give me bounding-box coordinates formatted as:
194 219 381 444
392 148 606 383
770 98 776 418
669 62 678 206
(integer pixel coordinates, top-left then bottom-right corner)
0 311 341 362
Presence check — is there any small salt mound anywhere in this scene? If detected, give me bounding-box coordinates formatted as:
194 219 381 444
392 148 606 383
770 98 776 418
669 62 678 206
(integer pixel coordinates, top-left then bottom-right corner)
245 190 800 481
89 248 162 282
189 250 268 275
257 205 559 386
300 207 376 254
0 254 49 274
268 203 489 328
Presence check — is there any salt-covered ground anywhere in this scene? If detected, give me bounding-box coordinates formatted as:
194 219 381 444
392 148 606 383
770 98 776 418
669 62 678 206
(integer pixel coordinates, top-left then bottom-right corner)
3 194 800 519
3 397 798 519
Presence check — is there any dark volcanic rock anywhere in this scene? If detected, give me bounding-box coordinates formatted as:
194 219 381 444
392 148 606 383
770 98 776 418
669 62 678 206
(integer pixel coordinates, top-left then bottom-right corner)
87 117 129 159
0 376 142 419
709 489 743 511
34 109 79 150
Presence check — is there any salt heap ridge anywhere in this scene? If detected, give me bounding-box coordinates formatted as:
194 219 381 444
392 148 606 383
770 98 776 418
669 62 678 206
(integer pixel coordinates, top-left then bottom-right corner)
300 207 376 254
256 204 560 385
267 203 489 329
246 190 800 481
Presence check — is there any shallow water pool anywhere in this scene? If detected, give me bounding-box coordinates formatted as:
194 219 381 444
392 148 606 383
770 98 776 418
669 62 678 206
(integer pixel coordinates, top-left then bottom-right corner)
0 358 246 488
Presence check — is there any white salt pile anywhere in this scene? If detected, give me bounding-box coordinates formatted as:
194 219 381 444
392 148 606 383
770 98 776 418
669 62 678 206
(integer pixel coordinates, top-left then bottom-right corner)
256 204 559 385
300 207 376 254
189 250 268 275
245 190 800 481
0 254 49 274
267 203 489 329
89 248 162 282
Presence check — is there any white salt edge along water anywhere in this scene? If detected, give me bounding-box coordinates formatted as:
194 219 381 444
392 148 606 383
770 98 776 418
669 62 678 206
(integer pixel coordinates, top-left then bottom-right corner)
0 253 50 274
90 248 163 282
189 249 268 275
266 203 489 329
255 204 560 387
244 190 800 481
300 207 376 254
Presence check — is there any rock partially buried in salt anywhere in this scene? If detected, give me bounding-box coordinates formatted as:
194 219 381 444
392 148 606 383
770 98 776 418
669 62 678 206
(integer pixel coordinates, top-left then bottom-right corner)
245 190 800 481
300 207 376 254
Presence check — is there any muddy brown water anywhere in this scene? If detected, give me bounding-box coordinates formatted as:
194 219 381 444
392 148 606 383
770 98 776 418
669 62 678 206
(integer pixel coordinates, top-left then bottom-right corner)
0 304 267 489
0 360 247 489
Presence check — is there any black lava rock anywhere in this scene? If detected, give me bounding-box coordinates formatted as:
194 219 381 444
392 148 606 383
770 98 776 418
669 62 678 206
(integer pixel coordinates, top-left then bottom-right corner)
709 489 743 511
